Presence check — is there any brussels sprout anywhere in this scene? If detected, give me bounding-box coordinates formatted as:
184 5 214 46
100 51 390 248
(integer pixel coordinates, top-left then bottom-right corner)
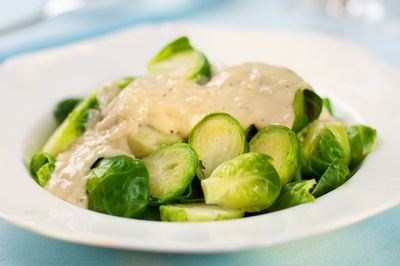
313 160 350 198
201 152 281 212
143 143 198 203
53 98 82 125
147 36 211 83
86 156 150 218
292 89 323 132
160 203 244 222
244 124 258 142
347 125 377 169
188 113 247 179
128 125 183 158
29 152 55 187
298 120 351 178
322 97 333 115
43 94 99 156
268 179 316 212
249 125 300 186
117 76 135 89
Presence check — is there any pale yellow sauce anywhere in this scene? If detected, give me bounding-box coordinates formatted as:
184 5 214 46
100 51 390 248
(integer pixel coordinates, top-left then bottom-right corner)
46 63 311 207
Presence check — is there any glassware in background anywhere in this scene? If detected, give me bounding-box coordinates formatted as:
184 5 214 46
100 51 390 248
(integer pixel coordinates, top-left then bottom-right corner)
0 0 87 34
293 0 400 40
307 0 386 23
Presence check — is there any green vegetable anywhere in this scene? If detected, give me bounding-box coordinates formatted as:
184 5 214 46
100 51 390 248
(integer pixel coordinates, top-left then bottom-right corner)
29 152 55 187
128 125 183 158
160 203 244 222
313 160 350 197
147 36 211 83
188 113 247 179
298 120 351 178
249 125 300 186
347 125 377 169
292 89 323 132
268 179 316 212
53 98 82 125
322 97 333 115
117 76 135 89
86 156 150 218
201 152 281 212
43 94 99 156
143 143 198 203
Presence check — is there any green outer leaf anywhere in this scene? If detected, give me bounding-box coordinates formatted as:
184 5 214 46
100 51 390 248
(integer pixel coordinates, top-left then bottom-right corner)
148 37 193 65
322 98 333 115
188 112 247 179
347 125 377 169
43 94 99 156
159 203 244 222
87 156 150 218
268 179 316 212
313 160 350 197
53 98 82 125
201 152 281 212
117 76 135 89
292 89 323 133
143 143 198 203
298 120 351 179
249 125 301 186
292 89 309 133
29 152 55 187
304 89 323 120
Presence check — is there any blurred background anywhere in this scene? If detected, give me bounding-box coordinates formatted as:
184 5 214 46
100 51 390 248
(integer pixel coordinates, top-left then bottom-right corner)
0 0 400 64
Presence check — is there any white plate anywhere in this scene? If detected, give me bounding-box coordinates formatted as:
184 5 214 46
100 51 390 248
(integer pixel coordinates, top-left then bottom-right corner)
0 23 399 253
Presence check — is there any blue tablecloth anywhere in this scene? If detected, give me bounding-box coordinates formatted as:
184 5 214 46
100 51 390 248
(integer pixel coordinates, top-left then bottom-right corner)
1 1 399 265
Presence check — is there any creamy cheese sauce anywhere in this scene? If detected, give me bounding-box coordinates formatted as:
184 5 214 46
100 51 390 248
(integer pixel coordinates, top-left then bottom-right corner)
46 63 311 207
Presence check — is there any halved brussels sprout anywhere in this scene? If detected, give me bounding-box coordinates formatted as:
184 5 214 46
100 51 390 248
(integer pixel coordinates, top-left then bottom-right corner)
53 98 82 125
201 152 281 212
249 125 300 186
188 113 247 179
43 94 99 156
143 143 198 203
29 152 55 187
313 160 350 198
268 179 316 212
160 203 244 222
292 89 323 132
347 125 377 169
86 156 150 218
128 125 183 158
147 36 211 83
298 120 351 178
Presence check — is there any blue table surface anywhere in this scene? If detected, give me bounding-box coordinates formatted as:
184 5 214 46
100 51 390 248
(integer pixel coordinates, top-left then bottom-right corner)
1 1 399 265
